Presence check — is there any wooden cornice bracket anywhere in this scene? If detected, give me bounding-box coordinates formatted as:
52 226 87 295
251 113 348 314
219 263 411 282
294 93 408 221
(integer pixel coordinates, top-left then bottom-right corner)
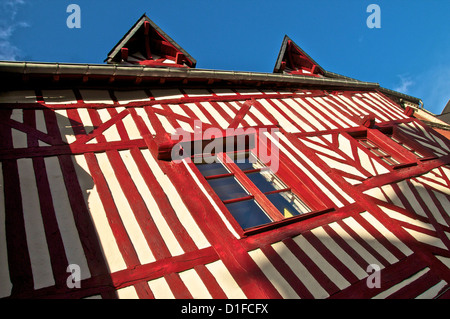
354 113 376 128
121 48 129 62
404 106 415 117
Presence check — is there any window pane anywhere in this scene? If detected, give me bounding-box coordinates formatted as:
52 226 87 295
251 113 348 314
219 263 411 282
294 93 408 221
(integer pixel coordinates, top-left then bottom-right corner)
231 152 264 171
197 161 229 177
375 148 388 156
246 170 286 193
359 139 374 148
225 199 272 229
390 136 401 143
413 150 424 158
381 156 399 166
207 176 248 201
389 136 424 158
266 191 311 217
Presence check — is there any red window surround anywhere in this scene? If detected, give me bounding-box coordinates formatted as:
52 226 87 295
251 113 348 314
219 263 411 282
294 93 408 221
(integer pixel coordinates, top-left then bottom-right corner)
186 129 334 237
350 126 437 171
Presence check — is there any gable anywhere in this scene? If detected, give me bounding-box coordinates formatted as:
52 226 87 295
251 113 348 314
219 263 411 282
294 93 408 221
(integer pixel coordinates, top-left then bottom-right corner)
105 14 196 68
273 35 325 77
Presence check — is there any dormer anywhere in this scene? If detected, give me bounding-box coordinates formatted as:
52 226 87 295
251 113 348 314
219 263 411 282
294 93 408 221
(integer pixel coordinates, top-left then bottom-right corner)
105 14 196 68
273 35 324 77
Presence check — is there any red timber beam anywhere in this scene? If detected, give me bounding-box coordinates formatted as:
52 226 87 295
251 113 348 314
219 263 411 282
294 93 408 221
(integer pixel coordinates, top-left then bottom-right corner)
0 91 330 110
129 104 283 299
356 154 450 192
284 133 450 285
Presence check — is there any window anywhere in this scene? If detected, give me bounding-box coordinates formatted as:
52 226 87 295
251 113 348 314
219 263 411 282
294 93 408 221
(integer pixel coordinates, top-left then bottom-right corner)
195 151 312 231
351 126 436 171
389 135 424 159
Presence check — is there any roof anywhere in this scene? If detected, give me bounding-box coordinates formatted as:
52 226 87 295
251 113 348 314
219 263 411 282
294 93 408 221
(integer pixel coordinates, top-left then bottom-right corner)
0 60 422 106
437 100 450 124
105 14 197 68
273 35 326 76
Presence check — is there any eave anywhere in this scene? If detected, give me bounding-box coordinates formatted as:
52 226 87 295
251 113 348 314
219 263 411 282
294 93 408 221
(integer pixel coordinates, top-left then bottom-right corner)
0 60 422 106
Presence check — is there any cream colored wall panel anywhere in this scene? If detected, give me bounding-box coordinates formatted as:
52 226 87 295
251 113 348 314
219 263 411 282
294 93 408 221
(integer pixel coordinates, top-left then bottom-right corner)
292 235 350 290
273 98 314 132
117 285 139 299
258 99 300 133
119 150 184 256
96 153 156 265
0 90 36 103
0 163 12 298
73 155 127 273
122 114 142 140
142 150 210 249
150 89 184 100
310 227 367 280
205 260 246 299
271 241 329 299
248 248 300 299
184 103 211 125
42 90 77 104
12 128 27 149
135 107 156 135
55 109 77 144
45 157 91 280
200 102 228 129
361 212 413 256
18 158 55 289
10 109 23 123
179 268 212 299
378 206 435 231
343 216 399 264
328 221 383 267
396 181 427 218
372 268 430 299
148 277 175 299
80 90 114 104
415 280 447 299
403 228 447 249
115 90 150 104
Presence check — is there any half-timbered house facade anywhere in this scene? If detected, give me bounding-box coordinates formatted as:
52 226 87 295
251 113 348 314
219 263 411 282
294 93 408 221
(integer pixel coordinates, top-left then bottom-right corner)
1 14 450 299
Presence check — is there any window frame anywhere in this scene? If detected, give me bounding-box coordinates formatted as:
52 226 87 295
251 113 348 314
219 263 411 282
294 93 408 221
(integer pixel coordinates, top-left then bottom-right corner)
383 126 437 162
349 126 437 171
189 130 334 237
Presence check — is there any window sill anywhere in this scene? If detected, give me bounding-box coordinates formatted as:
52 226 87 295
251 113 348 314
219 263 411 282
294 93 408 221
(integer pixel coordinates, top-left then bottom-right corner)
419 156 439 162
242 207 335 236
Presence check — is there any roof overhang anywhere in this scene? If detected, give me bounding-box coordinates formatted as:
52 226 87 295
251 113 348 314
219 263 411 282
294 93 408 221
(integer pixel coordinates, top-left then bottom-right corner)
0 60 378 88
0 60 421 105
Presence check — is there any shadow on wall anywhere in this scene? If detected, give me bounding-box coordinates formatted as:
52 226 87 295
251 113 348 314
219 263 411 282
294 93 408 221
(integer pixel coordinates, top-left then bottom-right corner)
0 106 119 299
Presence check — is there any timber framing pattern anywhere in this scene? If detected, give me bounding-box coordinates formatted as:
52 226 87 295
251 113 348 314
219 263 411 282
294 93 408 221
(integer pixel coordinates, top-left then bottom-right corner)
1 14 450 300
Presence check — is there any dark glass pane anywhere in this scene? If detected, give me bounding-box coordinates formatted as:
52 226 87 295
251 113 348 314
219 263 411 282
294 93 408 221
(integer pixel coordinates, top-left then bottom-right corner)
196 160 229 177
225 199 272 229
207 176 248 201
246 171 286 193
231 152 262 171
266 192 311 218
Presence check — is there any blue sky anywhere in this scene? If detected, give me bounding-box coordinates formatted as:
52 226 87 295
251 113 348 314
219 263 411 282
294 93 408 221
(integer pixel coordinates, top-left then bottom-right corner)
1 0 449 114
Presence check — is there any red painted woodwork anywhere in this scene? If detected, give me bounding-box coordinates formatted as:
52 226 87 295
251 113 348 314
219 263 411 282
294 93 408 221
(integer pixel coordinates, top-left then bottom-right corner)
2 18 450 300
